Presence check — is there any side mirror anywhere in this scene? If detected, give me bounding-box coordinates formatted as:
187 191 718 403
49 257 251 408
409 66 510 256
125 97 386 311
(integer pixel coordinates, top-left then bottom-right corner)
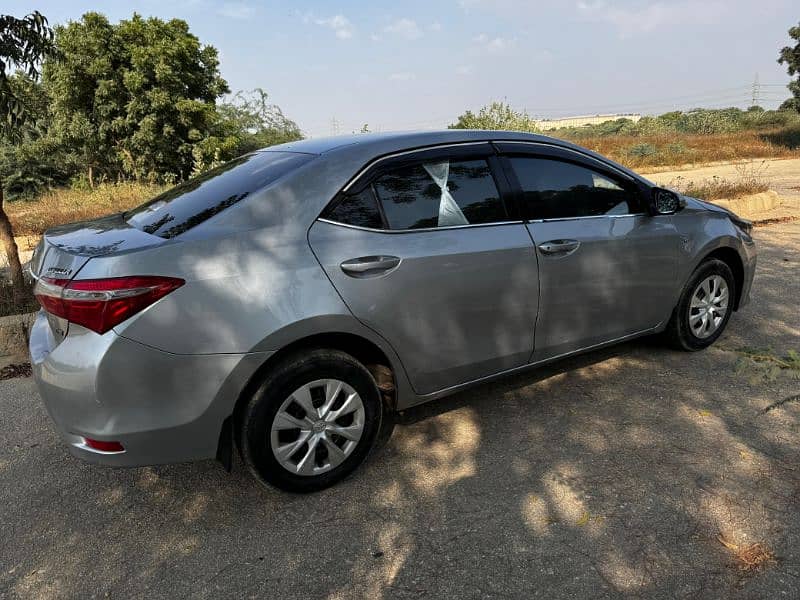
650 187 684 215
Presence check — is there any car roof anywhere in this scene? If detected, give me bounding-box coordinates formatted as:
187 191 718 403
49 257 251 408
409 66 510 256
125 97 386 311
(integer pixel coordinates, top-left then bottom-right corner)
261 130 559 156
261 130 643 183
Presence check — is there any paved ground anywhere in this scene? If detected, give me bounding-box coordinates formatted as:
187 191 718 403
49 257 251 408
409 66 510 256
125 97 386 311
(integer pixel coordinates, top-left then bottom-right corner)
1 223 799 599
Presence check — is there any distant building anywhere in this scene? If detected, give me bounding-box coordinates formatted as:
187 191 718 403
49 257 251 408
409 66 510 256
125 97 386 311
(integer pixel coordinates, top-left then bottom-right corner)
534 113 642 130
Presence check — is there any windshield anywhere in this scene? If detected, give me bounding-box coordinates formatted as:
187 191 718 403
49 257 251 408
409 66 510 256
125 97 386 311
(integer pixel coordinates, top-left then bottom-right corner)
126 151 314 238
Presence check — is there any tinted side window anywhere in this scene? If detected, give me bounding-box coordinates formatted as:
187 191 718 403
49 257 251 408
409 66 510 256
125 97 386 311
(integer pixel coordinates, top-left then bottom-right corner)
509 157 638 220
373 159 505 230
323 188 384 229
126 151 313 239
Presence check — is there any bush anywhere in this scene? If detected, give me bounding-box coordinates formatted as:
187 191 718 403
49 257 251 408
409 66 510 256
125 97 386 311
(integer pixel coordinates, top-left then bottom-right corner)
762 125 800 149
626 143 658 158
449 102 539 132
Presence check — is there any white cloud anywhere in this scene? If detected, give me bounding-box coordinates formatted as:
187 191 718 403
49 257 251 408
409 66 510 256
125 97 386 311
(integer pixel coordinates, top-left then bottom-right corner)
217 2 255 19
472 33 516 54
307 14 355 39
577 1 723 37
370 32 382 42
384 18 423 40
456 65 473 75
429 22 443 32
389 72 416 81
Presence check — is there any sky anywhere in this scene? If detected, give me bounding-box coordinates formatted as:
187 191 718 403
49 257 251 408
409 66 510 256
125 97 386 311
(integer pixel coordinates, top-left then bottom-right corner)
6 0 799 137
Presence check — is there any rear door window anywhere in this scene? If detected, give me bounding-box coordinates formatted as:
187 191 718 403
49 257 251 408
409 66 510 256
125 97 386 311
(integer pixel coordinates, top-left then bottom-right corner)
322 187 384 229
126 151 313 238
372 159 506 230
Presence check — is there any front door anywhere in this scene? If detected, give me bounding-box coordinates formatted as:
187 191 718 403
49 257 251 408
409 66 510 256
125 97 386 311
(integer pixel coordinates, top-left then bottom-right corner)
499 146 679 361
309 145 538 395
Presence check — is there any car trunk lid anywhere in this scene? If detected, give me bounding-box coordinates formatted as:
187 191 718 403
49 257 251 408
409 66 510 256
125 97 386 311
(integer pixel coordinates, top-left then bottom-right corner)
30 213 166 278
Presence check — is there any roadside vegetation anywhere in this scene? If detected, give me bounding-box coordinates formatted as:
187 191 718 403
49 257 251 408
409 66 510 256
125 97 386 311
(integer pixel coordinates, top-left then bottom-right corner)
6 182 162 238
664 162 771 202
548 108 800 170
449 104 800 170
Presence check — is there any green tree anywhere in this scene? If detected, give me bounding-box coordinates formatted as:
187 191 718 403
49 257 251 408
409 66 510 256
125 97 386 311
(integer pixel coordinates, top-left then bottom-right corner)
193 88 302 172
0 10 55 300
449 101 539 132
778 21 800 112
0 74 76 199
43 12 229 185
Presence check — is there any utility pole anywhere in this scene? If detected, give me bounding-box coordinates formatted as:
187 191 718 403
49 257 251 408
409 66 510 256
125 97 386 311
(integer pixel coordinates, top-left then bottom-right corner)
330 116 340 136
751 73 761 108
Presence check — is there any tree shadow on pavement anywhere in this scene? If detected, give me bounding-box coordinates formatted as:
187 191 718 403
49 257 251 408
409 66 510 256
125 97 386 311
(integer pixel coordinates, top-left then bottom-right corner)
2 224 799 599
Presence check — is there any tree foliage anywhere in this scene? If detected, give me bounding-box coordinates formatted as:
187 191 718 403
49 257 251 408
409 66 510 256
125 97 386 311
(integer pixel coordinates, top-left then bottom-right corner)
43 12 230 184
449 101 539 132
0 10 55 300
0 73 77 198
193 88 302 173
0 10 54 133
778 21 800 112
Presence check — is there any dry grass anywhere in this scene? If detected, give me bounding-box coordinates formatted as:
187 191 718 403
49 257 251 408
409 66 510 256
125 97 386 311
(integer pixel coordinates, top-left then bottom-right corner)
567 130 800 170
6 182 163 238
664 162 771 201
717 535 777 574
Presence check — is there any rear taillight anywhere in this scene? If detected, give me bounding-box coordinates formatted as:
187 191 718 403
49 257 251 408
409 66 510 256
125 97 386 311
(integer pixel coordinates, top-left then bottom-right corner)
83 438 124 453
34 275 185 334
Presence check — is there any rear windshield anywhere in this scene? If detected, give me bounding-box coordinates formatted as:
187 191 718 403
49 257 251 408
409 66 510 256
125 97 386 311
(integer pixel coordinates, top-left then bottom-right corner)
125 151 313 238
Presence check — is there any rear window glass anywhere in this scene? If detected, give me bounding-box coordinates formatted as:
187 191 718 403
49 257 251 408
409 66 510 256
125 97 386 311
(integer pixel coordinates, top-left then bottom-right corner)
126 151 313 238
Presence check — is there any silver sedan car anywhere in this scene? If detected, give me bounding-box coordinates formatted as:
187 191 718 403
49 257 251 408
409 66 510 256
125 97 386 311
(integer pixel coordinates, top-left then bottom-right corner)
29 131 756 492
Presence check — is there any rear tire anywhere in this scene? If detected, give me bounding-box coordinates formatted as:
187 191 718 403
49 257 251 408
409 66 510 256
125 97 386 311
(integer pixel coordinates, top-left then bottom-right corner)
665 258 735 351
239 349 382 493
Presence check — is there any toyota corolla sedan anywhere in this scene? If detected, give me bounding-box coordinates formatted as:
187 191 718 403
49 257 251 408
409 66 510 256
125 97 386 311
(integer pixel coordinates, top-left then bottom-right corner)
29 130 756 492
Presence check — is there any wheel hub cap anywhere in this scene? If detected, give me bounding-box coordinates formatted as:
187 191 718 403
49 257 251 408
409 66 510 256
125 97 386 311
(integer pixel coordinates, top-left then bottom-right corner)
689 275 729 339
270 379 365 476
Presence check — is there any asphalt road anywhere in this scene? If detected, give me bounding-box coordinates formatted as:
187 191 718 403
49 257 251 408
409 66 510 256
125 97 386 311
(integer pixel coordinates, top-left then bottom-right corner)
1 223 799 599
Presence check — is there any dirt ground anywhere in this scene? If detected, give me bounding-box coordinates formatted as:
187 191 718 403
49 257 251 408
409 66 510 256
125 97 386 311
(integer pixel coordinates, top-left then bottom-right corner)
643 157 800 222
0 220 799 598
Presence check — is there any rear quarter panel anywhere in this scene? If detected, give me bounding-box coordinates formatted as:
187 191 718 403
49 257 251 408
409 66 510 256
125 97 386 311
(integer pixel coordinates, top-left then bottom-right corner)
77 228 348 355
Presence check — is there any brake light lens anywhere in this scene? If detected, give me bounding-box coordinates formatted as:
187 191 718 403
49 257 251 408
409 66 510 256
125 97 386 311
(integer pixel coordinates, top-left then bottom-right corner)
83 438 124 453
34 275 185 334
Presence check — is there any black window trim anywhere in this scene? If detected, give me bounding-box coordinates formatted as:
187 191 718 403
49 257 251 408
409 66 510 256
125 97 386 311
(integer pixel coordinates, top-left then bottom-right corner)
494 141 651 223
319 141 523 233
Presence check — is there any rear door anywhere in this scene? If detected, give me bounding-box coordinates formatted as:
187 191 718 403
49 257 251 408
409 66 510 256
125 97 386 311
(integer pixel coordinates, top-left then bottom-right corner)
496 142 679 361
309 143 539 396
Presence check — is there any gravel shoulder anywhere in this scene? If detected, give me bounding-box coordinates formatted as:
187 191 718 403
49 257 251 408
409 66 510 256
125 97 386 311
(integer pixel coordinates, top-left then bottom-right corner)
1 223 799 599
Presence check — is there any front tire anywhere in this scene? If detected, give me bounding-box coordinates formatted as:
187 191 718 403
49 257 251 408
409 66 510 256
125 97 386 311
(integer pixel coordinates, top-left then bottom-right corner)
239 349 383 493
665 258 735 351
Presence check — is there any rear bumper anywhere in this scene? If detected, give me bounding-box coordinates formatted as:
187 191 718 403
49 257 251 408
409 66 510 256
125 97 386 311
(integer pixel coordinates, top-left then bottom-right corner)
30 310 271 466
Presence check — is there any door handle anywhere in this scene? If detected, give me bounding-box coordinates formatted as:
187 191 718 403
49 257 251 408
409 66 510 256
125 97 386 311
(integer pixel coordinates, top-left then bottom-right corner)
537 239 580 255
340 255 401 277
